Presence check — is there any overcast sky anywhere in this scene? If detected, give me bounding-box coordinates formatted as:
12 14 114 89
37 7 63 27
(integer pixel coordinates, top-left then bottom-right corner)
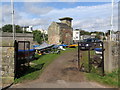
1 0 119 32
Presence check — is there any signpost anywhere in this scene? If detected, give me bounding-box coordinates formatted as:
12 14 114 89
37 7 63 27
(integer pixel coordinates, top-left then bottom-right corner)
73 31 80 41
73 30 80 70
78 42 80 70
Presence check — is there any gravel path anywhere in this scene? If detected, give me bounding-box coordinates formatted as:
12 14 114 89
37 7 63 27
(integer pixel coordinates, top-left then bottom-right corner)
11 49 109 88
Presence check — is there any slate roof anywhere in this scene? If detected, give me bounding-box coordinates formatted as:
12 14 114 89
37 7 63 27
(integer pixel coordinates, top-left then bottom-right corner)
59 17 73 20
56 22 72 29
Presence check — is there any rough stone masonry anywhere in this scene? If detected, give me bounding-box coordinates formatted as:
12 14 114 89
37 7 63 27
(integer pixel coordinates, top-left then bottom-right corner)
104 41 119 73
48 17 73 45
0 32 33 88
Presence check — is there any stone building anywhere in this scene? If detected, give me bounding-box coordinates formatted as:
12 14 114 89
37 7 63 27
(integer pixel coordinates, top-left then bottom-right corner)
48 17 73 45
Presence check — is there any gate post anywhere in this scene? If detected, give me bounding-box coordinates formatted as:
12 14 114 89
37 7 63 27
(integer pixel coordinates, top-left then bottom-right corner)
88 47 91 73
14 40 18 78
78 42 80 70
101 41 105 76
1 40 15 88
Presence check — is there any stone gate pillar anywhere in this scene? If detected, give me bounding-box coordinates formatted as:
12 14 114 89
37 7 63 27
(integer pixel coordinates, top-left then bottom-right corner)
1 40 15 88
104 41 119 73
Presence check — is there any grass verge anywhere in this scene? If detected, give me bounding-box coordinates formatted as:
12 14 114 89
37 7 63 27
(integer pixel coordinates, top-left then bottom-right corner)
14 48 76 84
85 69 119 87
80 50 119 87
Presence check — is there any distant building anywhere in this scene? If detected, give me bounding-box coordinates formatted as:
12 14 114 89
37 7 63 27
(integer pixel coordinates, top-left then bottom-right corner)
37 29 48 34
91 33 97 36
106 31 120 41
48 17 73 45
80 35 95 40
22 26 33 32
115 31 120 41
26 26 33 32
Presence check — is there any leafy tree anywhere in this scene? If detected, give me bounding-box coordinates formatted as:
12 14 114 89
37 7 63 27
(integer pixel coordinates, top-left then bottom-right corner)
0 28 2 32
32 30 48 44
15 25 23 33
105 30 111 36
2 24 23 33
103 37 106 40
95 35 101 39
90 31 104 36
44 34 48 41
2 24 12 32
80 30 90 35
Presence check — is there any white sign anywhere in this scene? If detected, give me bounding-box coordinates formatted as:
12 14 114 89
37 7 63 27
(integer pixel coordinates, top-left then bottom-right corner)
73 31 80 40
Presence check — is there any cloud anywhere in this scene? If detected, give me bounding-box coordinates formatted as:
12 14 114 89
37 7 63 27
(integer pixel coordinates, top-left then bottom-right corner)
0 5 2 27
1 2 118 32
27 7 53 15
17 18 50 27
2 4 22 26
24 3 53 15
38 3 118 31
2 4 12 25
2 0 119 2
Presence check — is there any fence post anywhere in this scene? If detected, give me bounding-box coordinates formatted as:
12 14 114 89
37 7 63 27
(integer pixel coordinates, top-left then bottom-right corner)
101 41 105 76
78 42 80 70
88 46 91 73
14 40 18 78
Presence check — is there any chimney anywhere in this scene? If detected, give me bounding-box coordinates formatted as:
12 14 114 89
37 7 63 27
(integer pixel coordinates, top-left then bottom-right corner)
59 17 73 27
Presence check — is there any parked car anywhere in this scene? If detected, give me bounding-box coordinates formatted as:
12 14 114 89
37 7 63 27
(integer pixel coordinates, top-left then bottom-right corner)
79 38 101 50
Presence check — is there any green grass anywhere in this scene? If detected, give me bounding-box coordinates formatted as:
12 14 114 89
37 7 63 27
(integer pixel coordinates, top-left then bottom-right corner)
14 48 76 84
80 50 119 87
85 69 119 87
80 50 95 71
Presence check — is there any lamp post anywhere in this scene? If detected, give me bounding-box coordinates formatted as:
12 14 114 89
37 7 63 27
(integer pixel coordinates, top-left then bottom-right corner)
110 0 114 41
11 0 15 41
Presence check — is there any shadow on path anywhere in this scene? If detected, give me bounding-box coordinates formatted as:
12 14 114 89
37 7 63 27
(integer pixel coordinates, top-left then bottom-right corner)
16 63 45 78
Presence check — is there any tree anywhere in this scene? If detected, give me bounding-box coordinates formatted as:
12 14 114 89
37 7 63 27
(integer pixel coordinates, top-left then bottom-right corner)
32 30 48 44
90 31 104 36
95 35 101 39
80 30 90 35
0 28 2 32
105 30 111 36
15 25 23 33
2 24 12 32
2 24 23 33
103 37 106 40
44 34 48 41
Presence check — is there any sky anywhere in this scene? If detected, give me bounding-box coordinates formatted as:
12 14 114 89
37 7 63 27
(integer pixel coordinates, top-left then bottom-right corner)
1 0 119 32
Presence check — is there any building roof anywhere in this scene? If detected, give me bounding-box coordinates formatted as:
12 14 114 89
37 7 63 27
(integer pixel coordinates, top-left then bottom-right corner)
56 22 72 29
59 17 73 21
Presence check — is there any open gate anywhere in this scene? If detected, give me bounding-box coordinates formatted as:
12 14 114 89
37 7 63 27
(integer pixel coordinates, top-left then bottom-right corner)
14 40 31 78
78 41 105 76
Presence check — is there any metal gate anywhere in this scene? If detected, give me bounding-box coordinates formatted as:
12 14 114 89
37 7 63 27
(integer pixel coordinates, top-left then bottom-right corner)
14 40 30 78
78 41 105 76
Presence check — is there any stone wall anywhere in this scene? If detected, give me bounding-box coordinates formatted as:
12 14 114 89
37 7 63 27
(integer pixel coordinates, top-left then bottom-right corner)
0 55 1 88
104 41 119 73
0 32 34 88
1 32 34 48
60 28 73 45
48 22 60 44
1 46 14 88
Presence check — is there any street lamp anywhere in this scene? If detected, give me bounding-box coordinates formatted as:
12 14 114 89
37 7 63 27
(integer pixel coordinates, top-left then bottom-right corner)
110 0 114 41
11 0 15 41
